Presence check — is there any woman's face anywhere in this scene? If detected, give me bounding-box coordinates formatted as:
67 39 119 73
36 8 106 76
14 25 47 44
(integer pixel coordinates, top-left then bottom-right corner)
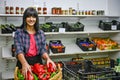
26 16 36 27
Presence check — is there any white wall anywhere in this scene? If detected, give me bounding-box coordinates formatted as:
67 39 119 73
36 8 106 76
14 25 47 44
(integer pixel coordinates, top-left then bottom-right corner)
107 0 120 16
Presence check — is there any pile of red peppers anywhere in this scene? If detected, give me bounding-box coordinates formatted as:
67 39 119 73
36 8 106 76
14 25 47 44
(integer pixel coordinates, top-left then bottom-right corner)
17 63 57 80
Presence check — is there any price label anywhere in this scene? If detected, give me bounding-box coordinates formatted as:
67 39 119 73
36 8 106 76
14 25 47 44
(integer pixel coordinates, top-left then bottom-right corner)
59 28 65 33
111 25 117 30
89 48 92 50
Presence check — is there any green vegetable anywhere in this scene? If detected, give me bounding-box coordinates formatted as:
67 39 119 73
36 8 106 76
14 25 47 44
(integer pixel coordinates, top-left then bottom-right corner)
50 72 57 78
33 74 39 80
17 70 24 80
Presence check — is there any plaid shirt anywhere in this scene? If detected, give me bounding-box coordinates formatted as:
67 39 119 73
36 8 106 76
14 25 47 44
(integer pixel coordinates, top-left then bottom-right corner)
14 29 47 56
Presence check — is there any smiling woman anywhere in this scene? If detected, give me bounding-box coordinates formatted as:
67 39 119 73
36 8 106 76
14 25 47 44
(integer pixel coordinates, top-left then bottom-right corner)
14 7 56 78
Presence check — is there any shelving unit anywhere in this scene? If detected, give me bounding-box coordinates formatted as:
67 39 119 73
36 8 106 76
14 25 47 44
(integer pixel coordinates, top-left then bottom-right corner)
0 14 120 79
1 14 120 57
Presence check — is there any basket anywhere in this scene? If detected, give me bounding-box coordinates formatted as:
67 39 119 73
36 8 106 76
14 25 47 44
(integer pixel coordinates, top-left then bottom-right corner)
14 67 19 80
14 64 62 80
49 64 62 80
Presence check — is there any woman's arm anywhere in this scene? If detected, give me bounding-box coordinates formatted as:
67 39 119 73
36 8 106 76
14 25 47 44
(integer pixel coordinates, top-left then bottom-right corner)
17 53 28 66
14 30 32 77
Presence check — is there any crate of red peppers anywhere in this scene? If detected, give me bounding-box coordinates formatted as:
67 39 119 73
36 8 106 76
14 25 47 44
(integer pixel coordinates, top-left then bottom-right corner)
49 40 65 53
14 63 62 80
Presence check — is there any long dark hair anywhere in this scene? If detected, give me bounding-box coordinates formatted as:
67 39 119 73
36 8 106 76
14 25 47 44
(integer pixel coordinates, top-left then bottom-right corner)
21 7 39 32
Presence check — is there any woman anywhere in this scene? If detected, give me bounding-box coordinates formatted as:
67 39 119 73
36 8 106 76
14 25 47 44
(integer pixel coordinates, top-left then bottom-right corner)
14 7 56 77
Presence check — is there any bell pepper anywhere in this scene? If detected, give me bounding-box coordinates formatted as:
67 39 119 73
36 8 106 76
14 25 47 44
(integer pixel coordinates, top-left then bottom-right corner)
47 63 56 73
33 74 38 80
33 63 46 75
46 73 50 79
17 69 24 80
38 73 50 80
50 72 57 78
25 71 34 80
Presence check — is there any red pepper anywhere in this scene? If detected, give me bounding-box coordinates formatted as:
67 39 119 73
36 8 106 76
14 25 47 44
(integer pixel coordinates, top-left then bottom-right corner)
30 65 34 71
25 71 34 80
46 73 50 79
38 73 46 80
47 63 56 73
41 77 47 80
33 63 46 75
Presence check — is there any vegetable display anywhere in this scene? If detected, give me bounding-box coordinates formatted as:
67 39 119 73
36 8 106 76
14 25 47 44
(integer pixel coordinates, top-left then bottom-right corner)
16 63 60 80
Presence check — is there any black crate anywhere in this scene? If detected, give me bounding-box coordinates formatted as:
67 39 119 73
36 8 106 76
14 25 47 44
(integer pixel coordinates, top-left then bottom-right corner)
69 26 84 32
76 38 97 51
62 61 81 80
62 60 120 80
1 24 19 34
49 40 65 53
78 70 119 80
99 20 120 30
63 66 80 80
68 22 84 32
61 22 84 32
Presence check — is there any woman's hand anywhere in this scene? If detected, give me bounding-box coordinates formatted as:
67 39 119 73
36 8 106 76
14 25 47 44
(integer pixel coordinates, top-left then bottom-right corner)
17 53 33 78
42 53 56 69
22 62 32 78
46 58 56 70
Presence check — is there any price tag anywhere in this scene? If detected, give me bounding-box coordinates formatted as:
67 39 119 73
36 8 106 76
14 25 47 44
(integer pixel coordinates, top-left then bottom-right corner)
59 28 65 33
89 48 92 50
111 25 117 30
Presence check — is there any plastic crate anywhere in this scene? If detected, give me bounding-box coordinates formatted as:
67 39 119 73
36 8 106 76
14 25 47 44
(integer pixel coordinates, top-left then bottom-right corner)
78 69 119 80
63 66 80 80
62 61 82 80
99 20 120 30
76 38 97 51
60 22 84 32
49 40 65 53
62 60 120 80
68 26 84 32
1 25 20 34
